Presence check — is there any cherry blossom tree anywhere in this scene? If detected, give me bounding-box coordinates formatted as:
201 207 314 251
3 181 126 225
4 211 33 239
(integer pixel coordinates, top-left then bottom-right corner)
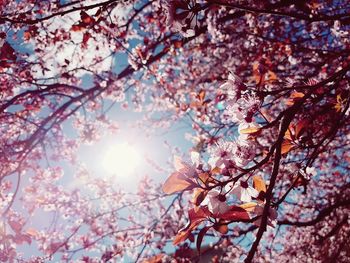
1 0 350 262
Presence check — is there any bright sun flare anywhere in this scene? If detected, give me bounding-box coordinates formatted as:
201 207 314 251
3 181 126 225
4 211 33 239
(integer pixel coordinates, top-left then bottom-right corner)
102 142 141 177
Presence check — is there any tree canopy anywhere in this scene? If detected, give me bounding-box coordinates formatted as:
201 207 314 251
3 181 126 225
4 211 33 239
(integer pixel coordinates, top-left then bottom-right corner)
0 0 350 262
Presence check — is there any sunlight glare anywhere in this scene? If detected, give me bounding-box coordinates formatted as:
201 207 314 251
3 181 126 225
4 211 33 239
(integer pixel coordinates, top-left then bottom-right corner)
102 142 141 177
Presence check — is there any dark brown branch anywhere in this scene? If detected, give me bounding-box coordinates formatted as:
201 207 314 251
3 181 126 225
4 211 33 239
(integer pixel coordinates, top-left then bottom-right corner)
206 0 350 22
278 199 350 227
244 86 315 262
0 0 119 25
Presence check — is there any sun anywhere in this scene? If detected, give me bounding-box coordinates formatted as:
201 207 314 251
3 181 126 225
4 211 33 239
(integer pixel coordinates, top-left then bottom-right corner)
102 142 141 177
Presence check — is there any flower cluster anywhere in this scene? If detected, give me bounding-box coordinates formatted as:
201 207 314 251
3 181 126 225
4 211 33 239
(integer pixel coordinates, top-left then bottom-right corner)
220 73 260 123
163 0 200 37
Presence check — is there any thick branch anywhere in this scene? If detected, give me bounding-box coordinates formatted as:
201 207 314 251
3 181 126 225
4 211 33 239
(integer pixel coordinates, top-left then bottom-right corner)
244 89 313 262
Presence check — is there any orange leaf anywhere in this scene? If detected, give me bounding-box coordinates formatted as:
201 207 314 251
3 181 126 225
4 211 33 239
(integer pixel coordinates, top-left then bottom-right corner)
173 230 191 245
211 167 221 175
281 140 294 154
290 91 304 99
190 101 202 108
162 172 194 194
334 103 342 112
253 175 266 193
198 172 215 186
285 99 295 106
173 208 209 245
198 90 206 102
286 91 305 106
26 228 38 237
214 223 228 234
198 172 209 183
260 109 273 122
252 62 262 84
266 70 277 82
142 254 165 263
23 31 31 41
239 127 260 134
239 202 257 212
295 119 308 138
284 127 293 141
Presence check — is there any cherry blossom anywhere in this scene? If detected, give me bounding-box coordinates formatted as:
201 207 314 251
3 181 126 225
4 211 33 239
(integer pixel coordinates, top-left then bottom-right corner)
163 0 197 37
1 0 350 262
230 181 259 203
202 189 230 215
208 139 236 168
233 138 256 167
305 166 317 178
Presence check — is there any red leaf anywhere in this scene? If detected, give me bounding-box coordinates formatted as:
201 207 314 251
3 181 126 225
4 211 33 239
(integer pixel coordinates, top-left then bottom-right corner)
192 188 208 206
8 220 23 233
0 42 16 61
213 222 228 234
173 229 191 246
80 11 95 25
173 40 182 48
294 119 308 138
216 206 250 221
196 226 210 255
188 206 211 222
14 234 31 245
82 32 91 47
173 207 209 245
71 24 84 32
294 173 309 187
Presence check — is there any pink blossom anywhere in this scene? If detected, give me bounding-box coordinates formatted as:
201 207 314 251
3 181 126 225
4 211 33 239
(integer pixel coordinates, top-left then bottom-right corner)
230 180 259 203
202 189 230 215
305 166 317 177
219 73 246 102
208 140 236 168
163 0 197 37
236 93 260 123
233 138 256 167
